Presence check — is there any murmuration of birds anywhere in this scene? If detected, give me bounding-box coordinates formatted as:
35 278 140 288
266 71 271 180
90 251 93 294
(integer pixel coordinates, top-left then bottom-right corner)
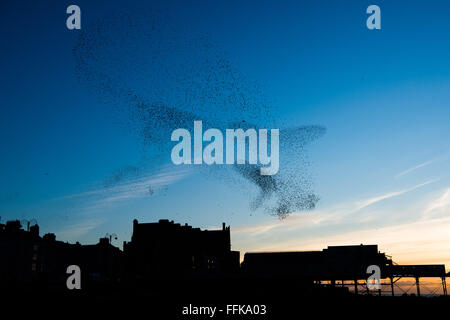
72 12 326 219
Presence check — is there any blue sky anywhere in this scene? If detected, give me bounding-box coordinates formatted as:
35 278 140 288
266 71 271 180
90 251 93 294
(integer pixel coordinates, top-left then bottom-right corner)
1 0 450 269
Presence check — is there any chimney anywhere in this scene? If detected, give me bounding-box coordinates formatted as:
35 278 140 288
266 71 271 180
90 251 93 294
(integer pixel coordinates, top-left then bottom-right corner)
222 222 226 231
30 224 39 237
43 233 56 241
99 237 110 246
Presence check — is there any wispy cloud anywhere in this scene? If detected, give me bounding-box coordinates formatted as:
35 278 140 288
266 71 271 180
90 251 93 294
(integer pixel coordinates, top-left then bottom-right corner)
423 187 450 217
395 160 436 178
233 179 437 237
233 221 285 235
353 179 438 212
395 154 449 178
55 219 103 241
56 166 191 212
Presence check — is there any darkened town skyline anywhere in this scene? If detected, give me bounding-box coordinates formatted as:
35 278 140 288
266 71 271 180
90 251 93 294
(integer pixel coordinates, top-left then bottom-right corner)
1 218 448 297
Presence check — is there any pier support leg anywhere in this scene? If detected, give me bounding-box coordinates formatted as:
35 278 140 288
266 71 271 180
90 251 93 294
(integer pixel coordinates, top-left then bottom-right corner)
390 277 394 296
415 277 421 297
442 277 447 296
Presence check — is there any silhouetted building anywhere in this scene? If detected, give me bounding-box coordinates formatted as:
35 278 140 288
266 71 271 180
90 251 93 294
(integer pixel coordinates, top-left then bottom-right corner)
37 235 123 283
0 220 40 284
123 219 240 280
242 244 391 280
0 220 123 286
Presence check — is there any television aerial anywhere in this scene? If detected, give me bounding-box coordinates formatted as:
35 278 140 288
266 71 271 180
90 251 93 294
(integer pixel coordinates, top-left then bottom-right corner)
105 233 118 243
20 219 38 231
